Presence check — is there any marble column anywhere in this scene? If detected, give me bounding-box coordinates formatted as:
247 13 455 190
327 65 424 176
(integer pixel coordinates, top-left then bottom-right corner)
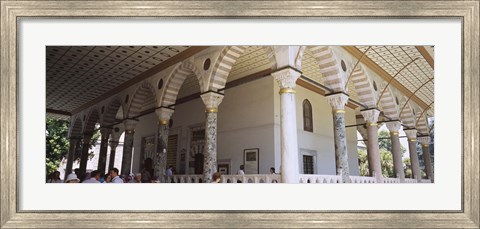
64 137 79 180
121 119 138 177
97 127 112 175
200 92 224 183
386 121 405 182
79 134 93 179
155 107 174 183
271 68 301 184
360 109 383 183
108 140 119 171
418 136 434 182
405 129 421 181
326 93 351 183
108 126 123 171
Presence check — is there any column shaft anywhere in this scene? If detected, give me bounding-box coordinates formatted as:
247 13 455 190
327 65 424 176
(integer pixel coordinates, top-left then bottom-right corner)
279 92 300 183
422 145 434 182
64 138 78 180
333 112 350 182
389 132 405 181
78 135 92 180
408 140 421 181
97 131 110 175
203 111 218 183
121 130 135 177
366 124 383 183
108 141 119 171
156 123 169 182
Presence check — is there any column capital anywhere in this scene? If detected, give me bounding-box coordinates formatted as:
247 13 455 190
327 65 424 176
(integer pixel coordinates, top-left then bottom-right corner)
360 108 380 124
271 67 301 89
82 134 92 144
155 107 175 125
404 129 418 140
200 91 224 112
386 121 402 133
326 93 349 112
99 127 112 137
123 119 139 132
109 140 119 148
418 136 431 146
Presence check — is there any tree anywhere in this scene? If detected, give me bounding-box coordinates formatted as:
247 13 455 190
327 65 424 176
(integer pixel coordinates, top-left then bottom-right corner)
357 149 369 176
403 157 412 178
380 148 394 177
46 118 70 176
46 117 100 178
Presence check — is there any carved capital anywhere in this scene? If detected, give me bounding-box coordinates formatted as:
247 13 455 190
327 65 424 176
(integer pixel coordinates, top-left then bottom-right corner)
99 127 112 139
110 125 124 141
360 109 380 124
326 93 349 111
404 129 418 139
418 136 431 145
155 107 174 124
386 121 402 132
109 140 119 149
82 134 92 144
200 92 224 110
123 119 139 132
271 68 301 89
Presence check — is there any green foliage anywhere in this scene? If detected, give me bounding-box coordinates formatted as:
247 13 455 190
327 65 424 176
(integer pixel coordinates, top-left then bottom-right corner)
403 157 412 178
379 148 394 177
46 118 100 177
357 149 369 176
45 118 70 176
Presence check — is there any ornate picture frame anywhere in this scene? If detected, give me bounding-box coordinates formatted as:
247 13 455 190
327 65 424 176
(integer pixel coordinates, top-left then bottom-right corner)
1 1 478 228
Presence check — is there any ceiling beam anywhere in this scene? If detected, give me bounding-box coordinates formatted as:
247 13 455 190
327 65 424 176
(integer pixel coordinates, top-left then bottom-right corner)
415 46 434 69
342 46 429 110
71 46 211 114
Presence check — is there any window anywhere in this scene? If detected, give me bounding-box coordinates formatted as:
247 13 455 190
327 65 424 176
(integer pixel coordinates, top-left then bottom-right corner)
303 99 313 132
303 155 314 174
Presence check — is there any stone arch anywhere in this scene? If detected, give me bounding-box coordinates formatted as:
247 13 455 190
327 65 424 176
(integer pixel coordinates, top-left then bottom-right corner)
68 116 83 138
127 80 157 118
160 61 203 107
349 66 377 108
415 113 429 135
83 108 100 135
308 46 346 92
378 85 400 120
102 96 123 127
208 46 248 91
263 46 278 70
399 100 416 128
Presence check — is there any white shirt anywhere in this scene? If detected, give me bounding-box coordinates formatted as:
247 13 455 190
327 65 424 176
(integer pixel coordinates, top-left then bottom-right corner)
237 170 245 175
82 178 100 183
111 176 124 183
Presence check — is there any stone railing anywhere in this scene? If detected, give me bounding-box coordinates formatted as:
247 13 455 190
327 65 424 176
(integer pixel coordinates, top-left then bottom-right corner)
299 174 342 183
350 176 377 183
171 174 432 184
383 177 401 183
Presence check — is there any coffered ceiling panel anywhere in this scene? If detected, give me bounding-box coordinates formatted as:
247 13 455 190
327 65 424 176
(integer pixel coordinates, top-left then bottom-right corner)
46 46 189 113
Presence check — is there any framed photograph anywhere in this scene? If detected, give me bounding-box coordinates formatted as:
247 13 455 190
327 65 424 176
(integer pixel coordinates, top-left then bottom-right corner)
244 148 260 174
1 1 479 228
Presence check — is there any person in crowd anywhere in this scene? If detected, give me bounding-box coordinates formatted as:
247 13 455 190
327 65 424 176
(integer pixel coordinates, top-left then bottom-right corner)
141 168 151 183
133 173 142 183
65 173 80 183
270 167 278 183
166 165 174 183
109 168 124 183
237 165 245 175
82 170 101 183
47 171 62 183
212 172 222 183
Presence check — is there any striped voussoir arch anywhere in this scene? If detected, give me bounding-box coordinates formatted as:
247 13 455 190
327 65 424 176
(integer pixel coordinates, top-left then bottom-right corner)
263 46 278 70
161 61 202 107
350 67 377 108
83 108 100 134
399 102 416 128
69 116 83 138
379 86 399 120
209 46 248 91
415 113 429 135
102 97 122 127
308 46 344 92
127 81 157 118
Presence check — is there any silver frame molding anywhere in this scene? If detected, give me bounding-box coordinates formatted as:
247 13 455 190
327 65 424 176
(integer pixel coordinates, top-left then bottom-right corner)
1 1 479 228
